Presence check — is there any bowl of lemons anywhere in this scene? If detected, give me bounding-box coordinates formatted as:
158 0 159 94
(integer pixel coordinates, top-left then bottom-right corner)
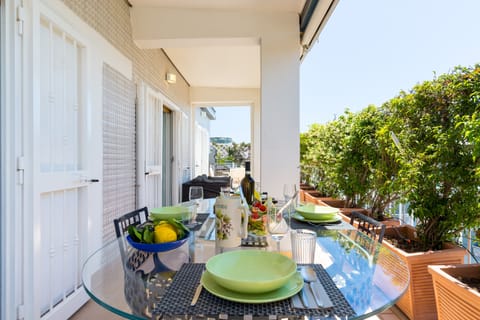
126 218 190 252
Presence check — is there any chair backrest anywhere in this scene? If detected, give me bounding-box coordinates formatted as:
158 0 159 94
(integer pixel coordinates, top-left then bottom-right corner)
113 207 151 274
114 206 149 238
113 207 151 316
349 211 386 243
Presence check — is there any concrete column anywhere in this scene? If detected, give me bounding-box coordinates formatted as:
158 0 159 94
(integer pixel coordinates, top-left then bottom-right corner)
259 33 300 199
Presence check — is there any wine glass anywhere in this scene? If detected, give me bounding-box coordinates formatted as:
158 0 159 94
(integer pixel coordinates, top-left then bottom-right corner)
283 184 297 224
267 207 289 252
231 177 241 194
188 186 203 226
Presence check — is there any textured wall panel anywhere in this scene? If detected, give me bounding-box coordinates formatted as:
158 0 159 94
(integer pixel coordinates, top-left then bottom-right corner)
103 63 136 243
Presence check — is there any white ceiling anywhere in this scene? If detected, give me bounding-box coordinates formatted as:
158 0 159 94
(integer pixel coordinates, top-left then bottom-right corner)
164 46 261 88
129 0 312 88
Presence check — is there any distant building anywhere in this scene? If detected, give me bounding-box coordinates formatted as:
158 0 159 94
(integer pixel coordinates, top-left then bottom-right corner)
210 136 233 159
210 137 233 144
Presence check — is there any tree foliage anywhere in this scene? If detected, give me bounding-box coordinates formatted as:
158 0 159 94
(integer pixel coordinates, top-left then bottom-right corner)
213 142 250 167
385 65 480 250
301 106 405 219
301 65 480 251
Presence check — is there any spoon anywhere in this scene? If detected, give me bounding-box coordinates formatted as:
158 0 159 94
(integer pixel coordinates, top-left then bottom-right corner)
300 265 317 282
298 267 317 308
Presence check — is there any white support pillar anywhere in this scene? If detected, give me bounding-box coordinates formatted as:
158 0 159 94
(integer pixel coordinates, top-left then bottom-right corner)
259 27 300 199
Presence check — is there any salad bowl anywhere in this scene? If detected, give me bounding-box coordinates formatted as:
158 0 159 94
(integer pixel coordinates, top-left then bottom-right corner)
205 250 296 293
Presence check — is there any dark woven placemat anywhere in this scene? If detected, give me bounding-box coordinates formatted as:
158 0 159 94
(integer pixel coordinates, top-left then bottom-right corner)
289 217 347 232
153 263 355 319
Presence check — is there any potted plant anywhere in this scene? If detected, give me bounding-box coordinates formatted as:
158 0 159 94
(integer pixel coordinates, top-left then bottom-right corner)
300 123 342 199
428 264 480 320
424 93 480 320
300 108 405 222
379 65 480 319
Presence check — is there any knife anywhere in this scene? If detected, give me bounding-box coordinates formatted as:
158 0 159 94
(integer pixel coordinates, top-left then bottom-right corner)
190 283 203 306
300 285 317 309
310 280 333 308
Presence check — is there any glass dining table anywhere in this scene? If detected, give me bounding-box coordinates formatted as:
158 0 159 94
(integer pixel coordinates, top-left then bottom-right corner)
82 199 409 320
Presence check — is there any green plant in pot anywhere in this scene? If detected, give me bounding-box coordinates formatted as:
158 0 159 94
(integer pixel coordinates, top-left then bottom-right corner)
300 107 407 221
300 122 342 198
385 65 480 252
334 106 406 220
381 65 480 319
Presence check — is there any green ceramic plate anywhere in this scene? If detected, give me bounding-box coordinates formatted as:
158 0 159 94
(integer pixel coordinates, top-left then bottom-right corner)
205 250 297 293
150 206 190 220
292 212 342 224
201 270 303 303
295 204 340 220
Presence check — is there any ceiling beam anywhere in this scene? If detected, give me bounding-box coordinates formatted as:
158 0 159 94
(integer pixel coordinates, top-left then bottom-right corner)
130 7 298 49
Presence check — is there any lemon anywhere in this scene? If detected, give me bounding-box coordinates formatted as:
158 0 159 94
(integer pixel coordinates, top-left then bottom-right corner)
157 221 176 232
154 224 178 243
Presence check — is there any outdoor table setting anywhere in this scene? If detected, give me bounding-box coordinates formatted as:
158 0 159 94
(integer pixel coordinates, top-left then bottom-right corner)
82 197 410 320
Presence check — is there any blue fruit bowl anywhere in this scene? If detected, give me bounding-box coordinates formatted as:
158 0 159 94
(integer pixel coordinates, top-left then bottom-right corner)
126 232 190 252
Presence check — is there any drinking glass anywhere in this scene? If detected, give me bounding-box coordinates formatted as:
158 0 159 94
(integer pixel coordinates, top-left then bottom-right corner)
290 229 316 264
267 207 289 252
189 186 204 226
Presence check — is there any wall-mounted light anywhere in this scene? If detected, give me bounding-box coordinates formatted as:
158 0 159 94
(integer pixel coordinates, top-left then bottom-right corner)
165 72 177 84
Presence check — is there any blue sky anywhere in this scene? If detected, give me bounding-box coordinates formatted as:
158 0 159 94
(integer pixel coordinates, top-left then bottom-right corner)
210 0 480 142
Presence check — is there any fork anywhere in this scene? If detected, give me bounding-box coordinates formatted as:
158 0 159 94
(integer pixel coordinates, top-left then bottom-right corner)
190 282 203 306
291 292 304 308
191 267 205 306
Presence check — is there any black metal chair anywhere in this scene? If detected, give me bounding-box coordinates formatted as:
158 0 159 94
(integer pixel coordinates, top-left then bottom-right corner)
114 206 149 238
349 211 386 243
113 207 153 316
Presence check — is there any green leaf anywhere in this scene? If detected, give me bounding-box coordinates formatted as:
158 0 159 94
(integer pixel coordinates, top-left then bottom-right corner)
127 225 142 242
143 225 154 244
167 218 189 239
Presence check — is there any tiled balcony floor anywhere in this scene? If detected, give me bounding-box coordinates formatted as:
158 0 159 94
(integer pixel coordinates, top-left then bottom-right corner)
69 299 409 320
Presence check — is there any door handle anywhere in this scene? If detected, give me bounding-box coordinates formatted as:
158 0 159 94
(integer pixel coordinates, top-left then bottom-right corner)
85 179 100 183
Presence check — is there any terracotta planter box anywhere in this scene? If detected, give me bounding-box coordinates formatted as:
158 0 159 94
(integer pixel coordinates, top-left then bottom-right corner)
382 225 467 320
301 190 326 204
304 190 324 197
428 264 480 320
298 190 369 223
380 218 401 228
337 207 368 217
301 191 346 207
299 183 315 191
317 197 346 208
